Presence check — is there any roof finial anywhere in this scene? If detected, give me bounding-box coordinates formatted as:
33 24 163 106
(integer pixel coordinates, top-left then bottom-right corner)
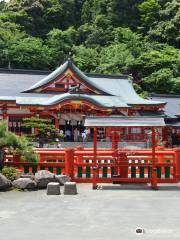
68 51 72 62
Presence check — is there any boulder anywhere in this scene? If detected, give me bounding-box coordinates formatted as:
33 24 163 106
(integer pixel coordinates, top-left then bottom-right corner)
35 170 56 189
0 173 11 191
55 175 70 185
20 173 35 180
12 178 37 190
47 182 60 195
64 182 77 195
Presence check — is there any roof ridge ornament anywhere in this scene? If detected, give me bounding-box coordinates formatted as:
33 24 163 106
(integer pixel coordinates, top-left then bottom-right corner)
68 85 82 94
67 51 73 65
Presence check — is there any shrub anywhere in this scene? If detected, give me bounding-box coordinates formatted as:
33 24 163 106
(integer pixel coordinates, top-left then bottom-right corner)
1 166 19 181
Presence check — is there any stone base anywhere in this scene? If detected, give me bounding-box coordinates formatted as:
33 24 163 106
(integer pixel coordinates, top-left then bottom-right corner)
47 182 60 195
64 182 77 195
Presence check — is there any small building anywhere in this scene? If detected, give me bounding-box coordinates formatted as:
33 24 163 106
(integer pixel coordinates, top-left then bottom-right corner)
0 60 179 146
150 94 180 146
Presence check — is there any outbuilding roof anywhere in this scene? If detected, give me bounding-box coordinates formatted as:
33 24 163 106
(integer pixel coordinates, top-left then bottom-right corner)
150 94 180 118
84 116 165 127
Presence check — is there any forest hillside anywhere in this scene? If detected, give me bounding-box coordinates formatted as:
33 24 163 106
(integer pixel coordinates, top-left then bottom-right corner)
0 0 179 94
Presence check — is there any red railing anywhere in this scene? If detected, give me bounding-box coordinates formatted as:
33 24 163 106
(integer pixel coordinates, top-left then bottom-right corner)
4 147 180 188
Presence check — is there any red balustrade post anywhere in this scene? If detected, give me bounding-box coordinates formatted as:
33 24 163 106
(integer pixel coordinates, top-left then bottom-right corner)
174 148 180 182
65 148 75 180
93 128 97 189
151 127 157 189
119 152 128 178
156 146 165 164
76 146 84 163
112 131 119 175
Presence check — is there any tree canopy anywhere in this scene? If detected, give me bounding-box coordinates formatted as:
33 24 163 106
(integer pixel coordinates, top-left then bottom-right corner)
0 0 179 94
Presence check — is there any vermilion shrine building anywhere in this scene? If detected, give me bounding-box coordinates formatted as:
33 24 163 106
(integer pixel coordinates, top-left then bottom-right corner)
0 60 179 146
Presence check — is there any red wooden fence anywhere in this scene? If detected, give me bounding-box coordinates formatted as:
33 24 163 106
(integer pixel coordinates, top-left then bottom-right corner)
4 147 180 189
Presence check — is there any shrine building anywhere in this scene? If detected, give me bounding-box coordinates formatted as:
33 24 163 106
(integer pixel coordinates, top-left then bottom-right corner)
0 60 179 146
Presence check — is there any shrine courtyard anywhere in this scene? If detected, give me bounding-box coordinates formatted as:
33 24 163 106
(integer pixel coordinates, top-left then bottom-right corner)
1 183 180 240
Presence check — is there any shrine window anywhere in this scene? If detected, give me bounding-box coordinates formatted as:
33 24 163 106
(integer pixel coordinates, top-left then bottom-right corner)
131 128 141 134
55 83 64 88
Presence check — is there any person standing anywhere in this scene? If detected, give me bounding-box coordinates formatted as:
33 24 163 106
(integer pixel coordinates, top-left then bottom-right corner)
74 128 80 142
82 130 87 143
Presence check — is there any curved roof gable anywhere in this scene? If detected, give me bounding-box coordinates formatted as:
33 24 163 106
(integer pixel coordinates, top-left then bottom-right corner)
23 61 108 95
16 92 129 108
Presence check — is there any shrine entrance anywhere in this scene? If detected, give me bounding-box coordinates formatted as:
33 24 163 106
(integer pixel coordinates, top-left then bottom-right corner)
84 116 166 189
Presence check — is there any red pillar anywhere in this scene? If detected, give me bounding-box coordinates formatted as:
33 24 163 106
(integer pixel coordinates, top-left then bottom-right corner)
93 128 97 189
174 148 180 182
65 148 74 180
55 118 59 129
112 131 119 150
112 131 119 175
2 112 8 120
151 127 157 189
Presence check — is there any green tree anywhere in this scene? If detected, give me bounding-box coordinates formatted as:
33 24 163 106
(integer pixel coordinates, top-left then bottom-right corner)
0 121 38 169
22 117 61 147
148 0 180 47
131 45 180 77
6 0 83 36
92 0 142 30
143 68 174 93
46 27 77 67
112 27 143 57
98 43 134 74
73 45 99 72
81 0 93 24
9 36 53 69
0 10 33 34
138 0 161 32
0 21 26 68
171 77 180 94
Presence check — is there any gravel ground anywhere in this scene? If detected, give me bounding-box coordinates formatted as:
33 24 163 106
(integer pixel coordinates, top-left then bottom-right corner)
0 183 180 240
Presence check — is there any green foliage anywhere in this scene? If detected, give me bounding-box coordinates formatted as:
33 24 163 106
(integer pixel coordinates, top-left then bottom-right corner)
0 0 179 95
138 0 161 32
0 120 39 163
133 83 148 99
98 44 134 74
10 37 52 69
22 117 60 143
148 0 180 47
73 45 99 72
143 68 173 93
46 27 77 66
1 166 19 181
171 77 180 94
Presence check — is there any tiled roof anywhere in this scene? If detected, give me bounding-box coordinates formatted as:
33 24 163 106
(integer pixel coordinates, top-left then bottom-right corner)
15 93 129 108
150 94 180 118
0 62 165 107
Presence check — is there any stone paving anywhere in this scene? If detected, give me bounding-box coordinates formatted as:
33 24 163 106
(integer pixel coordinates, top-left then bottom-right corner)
0 183 180 240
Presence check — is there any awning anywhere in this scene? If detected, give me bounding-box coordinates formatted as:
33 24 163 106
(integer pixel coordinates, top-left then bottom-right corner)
84 116 165 127
166 122 180 127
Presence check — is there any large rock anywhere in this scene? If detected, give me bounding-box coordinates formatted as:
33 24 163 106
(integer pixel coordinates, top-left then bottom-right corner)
35 170 56 189
20 173 35 180
0 173 11 191
55 175 70 185
12 178 37 190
